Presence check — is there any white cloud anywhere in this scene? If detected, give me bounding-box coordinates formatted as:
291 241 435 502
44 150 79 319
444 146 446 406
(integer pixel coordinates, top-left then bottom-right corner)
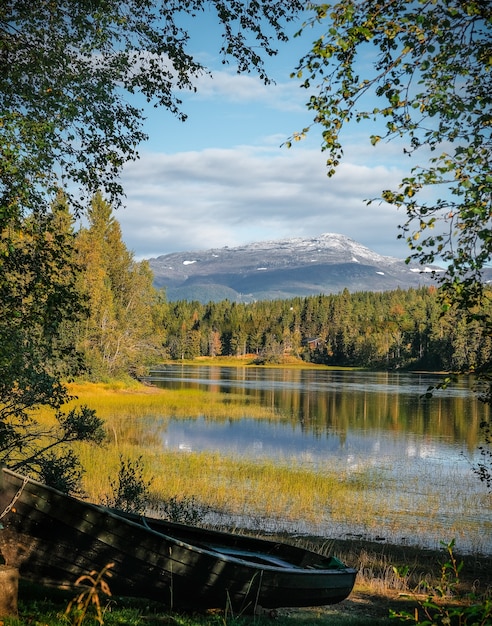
107 13 429 266
187 70 307 112
118 143 410 261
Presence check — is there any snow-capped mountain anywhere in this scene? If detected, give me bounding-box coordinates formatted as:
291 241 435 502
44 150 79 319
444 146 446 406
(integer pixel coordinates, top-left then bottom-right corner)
147 233 441 302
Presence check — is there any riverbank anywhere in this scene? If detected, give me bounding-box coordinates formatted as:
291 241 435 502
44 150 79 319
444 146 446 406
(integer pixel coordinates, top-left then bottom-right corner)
145 355 453 373
147 355 363 370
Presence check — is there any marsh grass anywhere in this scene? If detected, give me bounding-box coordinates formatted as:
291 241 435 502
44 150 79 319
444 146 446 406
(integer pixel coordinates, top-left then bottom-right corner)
31 381 491 555
66 383 282 421
75 440 490 554
75 444 377 523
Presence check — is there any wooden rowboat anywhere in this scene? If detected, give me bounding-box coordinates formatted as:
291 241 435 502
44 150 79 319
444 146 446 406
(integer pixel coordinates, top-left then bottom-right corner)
0 467 356 611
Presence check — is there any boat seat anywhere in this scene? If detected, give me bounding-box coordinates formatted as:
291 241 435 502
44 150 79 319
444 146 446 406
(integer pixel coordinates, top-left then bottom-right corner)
203 544 300 568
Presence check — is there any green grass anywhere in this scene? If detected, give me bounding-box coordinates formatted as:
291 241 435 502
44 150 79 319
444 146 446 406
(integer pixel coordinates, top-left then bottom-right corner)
4 584 392 626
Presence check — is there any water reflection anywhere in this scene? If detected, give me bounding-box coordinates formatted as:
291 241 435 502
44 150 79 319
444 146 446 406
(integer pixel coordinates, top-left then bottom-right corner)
148 366 487 456
146 366 491 552
160 415 457 471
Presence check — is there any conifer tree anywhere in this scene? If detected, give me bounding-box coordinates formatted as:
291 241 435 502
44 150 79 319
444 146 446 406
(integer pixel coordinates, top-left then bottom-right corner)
77 193 164 378
0 195 104 491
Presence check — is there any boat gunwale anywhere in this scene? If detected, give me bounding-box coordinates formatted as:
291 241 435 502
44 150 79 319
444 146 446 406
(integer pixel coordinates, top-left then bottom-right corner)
1 468 357 576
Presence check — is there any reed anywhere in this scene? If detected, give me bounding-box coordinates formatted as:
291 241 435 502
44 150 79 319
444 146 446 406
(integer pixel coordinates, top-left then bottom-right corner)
76 444 373 523
64 382 281 421
76 438 488 553
44 382 489 554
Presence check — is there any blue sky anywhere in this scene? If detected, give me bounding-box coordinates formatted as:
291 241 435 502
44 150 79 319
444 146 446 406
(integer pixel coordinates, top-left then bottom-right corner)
117 9 415 261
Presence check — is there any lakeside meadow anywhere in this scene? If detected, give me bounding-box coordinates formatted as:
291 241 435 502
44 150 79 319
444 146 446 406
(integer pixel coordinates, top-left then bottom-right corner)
12 365 492 625
4 3 492 624
36 366 490 556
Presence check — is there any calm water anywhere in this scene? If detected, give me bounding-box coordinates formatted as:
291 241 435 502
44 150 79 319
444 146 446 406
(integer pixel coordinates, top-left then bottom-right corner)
146 366 492 553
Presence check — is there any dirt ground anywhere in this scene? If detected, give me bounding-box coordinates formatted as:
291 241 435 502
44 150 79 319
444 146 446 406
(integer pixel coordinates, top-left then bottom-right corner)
272 535 492 624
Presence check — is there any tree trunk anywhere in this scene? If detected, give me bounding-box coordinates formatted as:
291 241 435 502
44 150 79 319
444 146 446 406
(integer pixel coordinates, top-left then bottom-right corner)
0 565 19 617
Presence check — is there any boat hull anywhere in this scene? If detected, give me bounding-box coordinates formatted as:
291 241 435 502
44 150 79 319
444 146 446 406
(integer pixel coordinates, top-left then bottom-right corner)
0 468 356 610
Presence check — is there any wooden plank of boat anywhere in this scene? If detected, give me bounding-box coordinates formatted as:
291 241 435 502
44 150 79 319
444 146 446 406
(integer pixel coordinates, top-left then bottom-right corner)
119 509 353 572
0 467 357 611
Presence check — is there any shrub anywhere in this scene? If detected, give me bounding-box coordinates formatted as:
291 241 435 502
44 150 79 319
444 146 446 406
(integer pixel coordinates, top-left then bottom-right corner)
390 539 492 625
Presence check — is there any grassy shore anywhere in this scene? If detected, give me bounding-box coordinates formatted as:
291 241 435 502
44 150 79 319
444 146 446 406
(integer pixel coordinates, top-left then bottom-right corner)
50 380 490 554
149 356 361 370
17 376 490 625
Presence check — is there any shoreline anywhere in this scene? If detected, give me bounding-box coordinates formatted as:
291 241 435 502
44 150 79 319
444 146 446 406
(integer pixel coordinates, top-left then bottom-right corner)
16 532 492 625
290 533 492 595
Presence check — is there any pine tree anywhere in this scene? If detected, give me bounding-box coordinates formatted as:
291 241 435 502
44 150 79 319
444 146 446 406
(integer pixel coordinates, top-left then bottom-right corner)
76 193 164 377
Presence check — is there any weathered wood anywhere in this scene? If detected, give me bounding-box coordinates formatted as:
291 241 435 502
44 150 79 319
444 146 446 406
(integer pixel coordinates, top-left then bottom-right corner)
0 565 19 617
0 468 357 611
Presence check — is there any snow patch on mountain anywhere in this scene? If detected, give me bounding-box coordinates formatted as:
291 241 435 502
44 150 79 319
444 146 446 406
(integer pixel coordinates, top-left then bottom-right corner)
147 232 442 302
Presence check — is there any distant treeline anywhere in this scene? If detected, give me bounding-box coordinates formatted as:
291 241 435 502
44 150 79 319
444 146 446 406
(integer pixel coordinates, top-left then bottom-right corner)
162 287 492 371
47 195 490 377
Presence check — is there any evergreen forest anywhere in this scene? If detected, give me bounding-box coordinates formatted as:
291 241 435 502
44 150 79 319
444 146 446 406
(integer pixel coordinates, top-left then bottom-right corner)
163 286 492 372
40 195 491 378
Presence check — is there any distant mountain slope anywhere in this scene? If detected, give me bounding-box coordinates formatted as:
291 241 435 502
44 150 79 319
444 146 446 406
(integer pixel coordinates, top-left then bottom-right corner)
147 233 442 302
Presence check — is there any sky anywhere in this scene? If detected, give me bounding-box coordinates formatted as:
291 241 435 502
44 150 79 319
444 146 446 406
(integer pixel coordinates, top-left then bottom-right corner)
116 8 416 262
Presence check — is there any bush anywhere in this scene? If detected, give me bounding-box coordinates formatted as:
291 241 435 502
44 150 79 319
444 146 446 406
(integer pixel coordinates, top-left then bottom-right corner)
104 456 152 514
390 540 492 625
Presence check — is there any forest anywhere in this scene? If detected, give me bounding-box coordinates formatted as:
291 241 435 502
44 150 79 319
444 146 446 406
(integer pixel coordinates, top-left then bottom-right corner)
51 194 492 377
163 286 492 371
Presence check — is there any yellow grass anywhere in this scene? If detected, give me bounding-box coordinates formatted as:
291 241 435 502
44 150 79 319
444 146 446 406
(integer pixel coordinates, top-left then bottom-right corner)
75 441 377 525
59 383 380 526
32 381 490 552
156 356 341 368
65 381 281 421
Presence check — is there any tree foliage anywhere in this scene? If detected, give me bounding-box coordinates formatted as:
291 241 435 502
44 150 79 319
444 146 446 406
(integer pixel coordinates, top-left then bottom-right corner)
292 0 492 488
0 1 303 489
161 287 492 371
293 0 491 310
0 197 105 491
1 0 303 224
76 193 166 378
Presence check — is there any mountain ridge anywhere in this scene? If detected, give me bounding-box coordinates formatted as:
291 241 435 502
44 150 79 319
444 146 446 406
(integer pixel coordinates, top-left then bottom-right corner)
147 232 441 302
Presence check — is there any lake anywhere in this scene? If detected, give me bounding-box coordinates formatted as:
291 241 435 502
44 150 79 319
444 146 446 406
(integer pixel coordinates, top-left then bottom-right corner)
146 365 492 553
